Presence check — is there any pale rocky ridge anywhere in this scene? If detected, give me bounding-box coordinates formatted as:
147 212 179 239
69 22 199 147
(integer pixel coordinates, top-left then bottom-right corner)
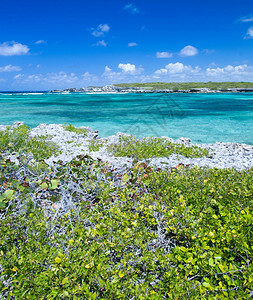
1 122 252 171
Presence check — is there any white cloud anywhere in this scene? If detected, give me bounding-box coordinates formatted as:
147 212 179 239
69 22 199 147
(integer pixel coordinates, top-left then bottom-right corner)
0 64 22 72
35 40 47 44
14 72 79 87
179 45 198 57
128 42 138 47
104 66 112 73
14 74 24 80
91 24 110 37
118 63 136 73
45 72 78 84
154 68 168 75
240 16 253 22
156 51 173 58
95 40 107 47
82 72 98 82
123 3 139 14
153 62 201 80
166 62 193 74
118 63 143 74
102 63 144 84
206 64 253 77
153 62 253 82
102 66 119 78
0 41 30 56
37 64 41 68
245 26 253 39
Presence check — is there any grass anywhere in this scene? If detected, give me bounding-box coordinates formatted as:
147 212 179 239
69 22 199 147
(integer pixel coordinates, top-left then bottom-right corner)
114 81 253 91
107 135 210 159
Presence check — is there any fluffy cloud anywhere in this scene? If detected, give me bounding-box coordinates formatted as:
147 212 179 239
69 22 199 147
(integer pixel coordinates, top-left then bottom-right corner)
102 63 144 84
0 42 29 56
123 3 139 14
155 62 197 75
91 24 110 37
95 40 107 47
128 42 138 47
118 63 136 73
206 64 253 77
179 45 198 57
245 26 253 39
0 64 22 72
102 66 119 78
118 63 143 74
156 51 173 58
35 40 47 44
153 62 253 81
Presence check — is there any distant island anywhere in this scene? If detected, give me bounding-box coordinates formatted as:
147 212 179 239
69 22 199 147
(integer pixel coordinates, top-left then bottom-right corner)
51 82 253 94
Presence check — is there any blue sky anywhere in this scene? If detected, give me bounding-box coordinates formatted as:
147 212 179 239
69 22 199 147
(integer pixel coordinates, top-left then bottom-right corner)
0 0 253 90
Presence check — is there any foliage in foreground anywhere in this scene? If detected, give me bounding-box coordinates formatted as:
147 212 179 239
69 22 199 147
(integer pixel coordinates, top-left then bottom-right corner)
107 135 210 159
0 151 252 299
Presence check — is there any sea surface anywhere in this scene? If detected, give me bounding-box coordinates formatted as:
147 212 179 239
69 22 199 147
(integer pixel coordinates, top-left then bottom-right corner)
0 92 253 145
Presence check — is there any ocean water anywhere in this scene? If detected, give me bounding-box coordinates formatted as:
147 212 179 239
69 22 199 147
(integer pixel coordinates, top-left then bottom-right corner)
0 92 253 145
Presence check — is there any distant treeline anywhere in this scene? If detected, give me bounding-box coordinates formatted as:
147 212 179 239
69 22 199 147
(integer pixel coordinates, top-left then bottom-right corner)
114 82 253 90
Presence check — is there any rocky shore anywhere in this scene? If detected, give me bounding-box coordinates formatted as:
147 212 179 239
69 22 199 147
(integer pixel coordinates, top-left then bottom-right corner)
1 122 252 171
50 85 253 94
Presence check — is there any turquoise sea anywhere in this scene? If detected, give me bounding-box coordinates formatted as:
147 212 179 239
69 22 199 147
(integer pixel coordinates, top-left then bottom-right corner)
0 92 253 145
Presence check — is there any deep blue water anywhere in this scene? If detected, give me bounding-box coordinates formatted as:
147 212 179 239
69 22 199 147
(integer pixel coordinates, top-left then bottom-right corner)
0 92 253 144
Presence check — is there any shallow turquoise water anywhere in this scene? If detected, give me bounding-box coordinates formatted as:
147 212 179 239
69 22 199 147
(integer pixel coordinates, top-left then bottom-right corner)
0 92 253 144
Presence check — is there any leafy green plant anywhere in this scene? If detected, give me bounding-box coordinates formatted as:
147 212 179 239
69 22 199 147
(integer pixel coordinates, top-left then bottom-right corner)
88 139 105 152
0 126 58 159
107 135 209 159
62 123 88 135
0 148 252 298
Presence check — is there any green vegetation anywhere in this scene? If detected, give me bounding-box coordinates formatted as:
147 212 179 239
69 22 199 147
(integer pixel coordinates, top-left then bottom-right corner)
107 135 209 159
0 126 252 299
114 81 253 91
88 139 105 152
62 123 88 136
0 125 58 159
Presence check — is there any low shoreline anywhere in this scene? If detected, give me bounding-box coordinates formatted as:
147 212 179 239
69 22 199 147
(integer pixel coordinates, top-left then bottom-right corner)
1 122 253 171
50 82 253 94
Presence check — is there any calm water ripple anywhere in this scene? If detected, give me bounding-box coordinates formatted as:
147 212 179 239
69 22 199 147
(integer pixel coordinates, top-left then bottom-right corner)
0 92 252 144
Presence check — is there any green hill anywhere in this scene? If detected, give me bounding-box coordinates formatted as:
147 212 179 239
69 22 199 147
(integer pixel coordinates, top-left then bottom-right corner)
114 81 253 91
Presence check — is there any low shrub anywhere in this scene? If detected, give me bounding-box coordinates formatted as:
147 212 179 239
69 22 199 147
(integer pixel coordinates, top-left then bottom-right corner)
107 135 209 159
0 125 58 159
0 152 252 298
62 123 88 136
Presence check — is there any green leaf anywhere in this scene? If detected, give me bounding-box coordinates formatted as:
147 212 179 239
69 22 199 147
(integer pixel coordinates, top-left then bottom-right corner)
122 174 130 183
203 282 211 288
40 182 48 190
49 179 59 190
55 257 62 264
3 189 14 200
0 201 7 209
209 257 214 266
